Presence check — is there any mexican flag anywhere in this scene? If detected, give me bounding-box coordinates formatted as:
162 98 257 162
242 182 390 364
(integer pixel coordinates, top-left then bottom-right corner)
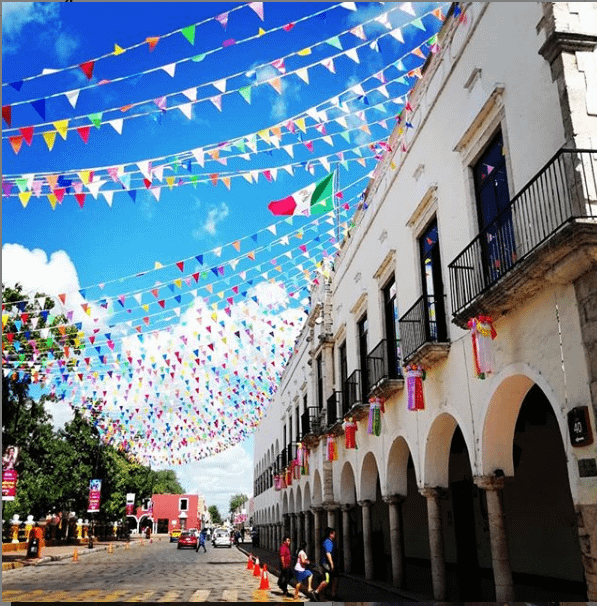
268 173 334 216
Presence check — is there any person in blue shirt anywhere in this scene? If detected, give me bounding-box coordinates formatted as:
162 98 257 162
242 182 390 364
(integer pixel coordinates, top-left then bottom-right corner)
196 529 207 553
311 527 338 601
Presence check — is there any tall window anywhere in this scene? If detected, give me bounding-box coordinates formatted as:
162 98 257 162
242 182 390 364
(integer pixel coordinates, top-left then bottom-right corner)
358 315 368 399
316 353 323 411
339 341 347 411
179 498 188 511
383 277 401 377
473 130 513 282
419 219 447 341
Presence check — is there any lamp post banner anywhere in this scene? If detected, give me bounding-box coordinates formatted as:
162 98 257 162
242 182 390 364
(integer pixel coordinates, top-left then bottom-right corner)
87 479 102 513
2 446 20 501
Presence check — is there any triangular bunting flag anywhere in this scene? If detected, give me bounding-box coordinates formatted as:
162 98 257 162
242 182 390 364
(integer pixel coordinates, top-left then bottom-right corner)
248 2 264 20
161 63 176 78
178 103 192 119
108 118 123 134
182 87 197 101
326 36 342 50
239 86 251 104
9 136 23 155
181 24 195 45
146 37 160 51
213 78 227 93
79 61 95 79
210 95 222 111
19 126 34 146
76 126 91 144
65 89 80 108
268 78 282 94
18 191 32 208
296 68 309 84
345 47 360 63
113 44 125 55
31 98 46 121
88 112 103 128
2 105 11 127
42 130 56 150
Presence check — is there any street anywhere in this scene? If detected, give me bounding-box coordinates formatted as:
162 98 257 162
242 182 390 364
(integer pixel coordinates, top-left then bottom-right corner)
2 539 302 603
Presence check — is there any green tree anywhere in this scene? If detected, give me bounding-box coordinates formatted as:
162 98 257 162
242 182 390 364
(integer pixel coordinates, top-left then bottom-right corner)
229 493 248 512
151 469 184 494
208 505 222 525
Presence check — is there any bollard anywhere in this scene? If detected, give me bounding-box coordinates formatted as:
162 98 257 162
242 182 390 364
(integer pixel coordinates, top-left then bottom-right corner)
125 541 130 550
247 554 254 570
72 548 79 562
259 564 270 590
108 543 113 554
253 557 261 577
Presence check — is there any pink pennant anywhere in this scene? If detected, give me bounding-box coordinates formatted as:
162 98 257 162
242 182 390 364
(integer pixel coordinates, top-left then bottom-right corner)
248 2 264 20
215 12 229 29
154 96 167 111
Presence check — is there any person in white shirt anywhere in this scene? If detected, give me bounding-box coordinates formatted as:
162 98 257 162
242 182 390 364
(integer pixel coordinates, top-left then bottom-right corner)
293 541 314 599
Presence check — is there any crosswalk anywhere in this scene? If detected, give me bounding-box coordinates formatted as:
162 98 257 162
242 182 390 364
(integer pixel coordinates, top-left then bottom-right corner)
2 588 306 602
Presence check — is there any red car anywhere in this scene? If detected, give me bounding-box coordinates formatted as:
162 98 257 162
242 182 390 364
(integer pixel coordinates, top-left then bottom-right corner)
177 531 198 549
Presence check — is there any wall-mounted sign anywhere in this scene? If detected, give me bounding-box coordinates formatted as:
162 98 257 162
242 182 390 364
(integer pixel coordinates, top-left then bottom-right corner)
568 406 593 447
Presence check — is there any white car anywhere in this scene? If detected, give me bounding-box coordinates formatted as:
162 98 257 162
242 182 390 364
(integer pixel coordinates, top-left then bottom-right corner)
212 529 232 548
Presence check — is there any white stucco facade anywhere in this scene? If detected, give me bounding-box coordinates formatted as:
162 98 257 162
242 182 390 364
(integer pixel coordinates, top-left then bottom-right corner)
253 3 597 601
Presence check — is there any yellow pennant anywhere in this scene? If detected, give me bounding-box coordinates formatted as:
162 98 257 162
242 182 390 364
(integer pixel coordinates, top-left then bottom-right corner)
114 44 126 55
53 120 69 140
78 170 92 184
258 27 265 36
257 129 270 144
42 131 57 151
174 279 182 288
18 191 32 208
295 117 306 133
166 176 176 190
297 47 311 56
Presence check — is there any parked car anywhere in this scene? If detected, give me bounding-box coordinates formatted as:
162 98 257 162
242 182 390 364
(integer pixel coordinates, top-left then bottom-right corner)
212 528 232 548
169 528 182 543
177 531 198 549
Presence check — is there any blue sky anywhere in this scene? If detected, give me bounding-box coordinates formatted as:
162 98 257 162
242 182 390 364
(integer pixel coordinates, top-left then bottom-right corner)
2 1 446 515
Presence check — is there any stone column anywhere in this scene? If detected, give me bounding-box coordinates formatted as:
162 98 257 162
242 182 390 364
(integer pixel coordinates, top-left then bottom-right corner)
298 512 304 547
358 500 374 580
305 511 312 561
269 524 274 551
290 514 296 548
420 487 447 601
341 504 352 573
384 494 405 587
311 507 322 556
475 476 515 601
283 514 290 542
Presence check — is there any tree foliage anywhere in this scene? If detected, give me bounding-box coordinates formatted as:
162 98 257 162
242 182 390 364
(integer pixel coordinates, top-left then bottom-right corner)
229 493 248 512
208 505 222 525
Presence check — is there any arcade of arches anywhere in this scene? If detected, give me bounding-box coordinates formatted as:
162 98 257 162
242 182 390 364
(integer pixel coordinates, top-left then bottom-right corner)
254 382 589 601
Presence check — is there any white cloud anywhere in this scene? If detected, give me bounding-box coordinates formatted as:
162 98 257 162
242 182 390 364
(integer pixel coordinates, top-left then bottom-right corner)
176 443 254 516
192 202 229 238
54 31 80 64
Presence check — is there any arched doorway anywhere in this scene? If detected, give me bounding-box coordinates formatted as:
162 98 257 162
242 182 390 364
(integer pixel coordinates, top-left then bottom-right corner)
502 385 586 600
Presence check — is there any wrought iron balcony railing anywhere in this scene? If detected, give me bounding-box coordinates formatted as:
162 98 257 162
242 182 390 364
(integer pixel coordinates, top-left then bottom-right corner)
366 338 402 389
301 406 323 437
449 148 597 316
398 294 448 361
326 391 342 427
343 369 363 414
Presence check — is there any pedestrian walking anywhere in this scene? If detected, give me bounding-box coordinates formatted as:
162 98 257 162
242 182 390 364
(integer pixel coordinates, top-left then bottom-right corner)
196 529 207 553
312 527 338 601
293 541 313 599
277 535 293 597
240 527 245 542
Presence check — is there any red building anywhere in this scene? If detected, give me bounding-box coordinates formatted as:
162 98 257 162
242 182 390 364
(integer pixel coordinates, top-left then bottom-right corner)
132 493 203 535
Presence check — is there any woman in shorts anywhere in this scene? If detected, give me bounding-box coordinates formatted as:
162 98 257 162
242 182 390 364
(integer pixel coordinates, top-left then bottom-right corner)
293 541 314 599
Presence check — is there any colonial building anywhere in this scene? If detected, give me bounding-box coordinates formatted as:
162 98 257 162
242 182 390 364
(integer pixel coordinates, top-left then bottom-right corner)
132 493 205 534
253 2 597 602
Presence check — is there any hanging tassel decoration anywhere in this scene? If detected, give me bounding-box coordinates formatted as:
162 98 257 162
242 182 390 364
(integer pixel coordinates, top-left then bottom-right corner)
292 457 301 480
285 466 293 486
468 316 497 379
274 474 281 491
367 397 383 436
344 417 358 449
406 364 426 410
327 435 338 461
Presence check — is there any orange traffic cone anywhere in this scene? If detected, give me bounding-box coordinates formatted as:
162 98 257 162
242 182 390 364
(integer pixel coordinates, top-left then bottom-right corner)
259 564 270 590
72 548 79 562
108 543 113 554
247 555 254 570
253 557 261 577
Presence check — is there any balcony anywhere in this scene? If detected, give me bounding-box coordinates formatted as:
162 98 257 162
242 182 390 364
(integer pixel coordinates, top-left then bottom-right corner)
449 149 597 328
366 339 404 399
399 294 450 367
301 406 323 447
324 392 344 435
342 369 369 421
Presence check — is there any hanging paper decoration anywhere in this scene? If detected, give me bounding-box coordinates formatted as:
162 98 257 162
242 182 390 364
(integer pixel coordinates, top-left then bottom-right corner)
468 316 497 379
297 441 309 474
292 457 300 480
326 435 338 461
274 474 281 491
367 397 382 436
285 466 293 486
343 417 358 449
406 364 426 410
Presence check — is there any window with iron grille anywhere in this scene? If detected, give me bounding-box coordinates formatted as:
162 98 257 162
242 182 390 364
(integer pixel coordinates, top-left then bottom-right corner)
383 277 401 376
358 315 368 399
316 353 323 411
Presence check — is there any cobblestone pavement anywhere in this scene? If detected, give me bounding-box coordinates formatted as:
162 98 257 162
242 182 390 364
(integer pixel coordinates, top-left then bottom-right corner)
2 539 305 603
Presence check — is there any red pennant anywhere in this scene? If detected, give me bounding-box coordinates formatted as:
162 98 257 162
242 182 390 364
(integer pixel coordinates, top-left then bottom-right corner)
192 272 200 282
75 193 86 208
79 61 95 80
58 293 66 304
54 188 66 202
158 300 165 308
76 126 91 144
19 126 34 146
176 261 184 272
283 22 295 31
2 105 11 127
143 178 152 189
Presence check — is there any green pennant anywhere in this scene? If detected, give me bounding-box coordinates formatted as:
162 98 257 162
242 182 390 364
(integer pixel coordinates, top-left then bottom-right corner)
239 86 252 104
339 131 351 143
412 18 426 31
192 53 206 62
15 178 29 193
326 36 342 50
397 76 408 85
181 24 195 45
233 139 246 153
191 175 198 188
284 216 294 225
353 146 362 157
340 160 349 171
88 112 103 129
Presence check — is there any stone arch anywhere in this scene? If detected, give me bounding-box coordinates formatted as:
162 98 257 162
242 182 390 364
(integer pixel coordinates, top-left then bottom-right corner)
339 461 357 504
295 485 302 514
385 435 414 496
303 482 311 512
359 451 380 502
312 470 323 507
480 363 569 477
276 502 280 522
282 491 289 516
423 412 470 487
288 488 295 513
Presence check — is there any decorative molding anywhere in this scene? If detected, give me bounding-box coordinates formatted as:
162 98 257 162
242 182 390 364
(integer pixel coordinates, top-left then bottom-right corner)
373 249 397 282
539 31 597 65
350 292 368 317
406 184 438 235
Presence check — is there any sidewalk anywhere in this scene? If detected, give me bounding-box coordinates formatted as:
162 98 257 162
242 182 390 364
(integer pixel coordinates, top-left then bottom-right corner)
2 536 155 572
237 543 432 603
